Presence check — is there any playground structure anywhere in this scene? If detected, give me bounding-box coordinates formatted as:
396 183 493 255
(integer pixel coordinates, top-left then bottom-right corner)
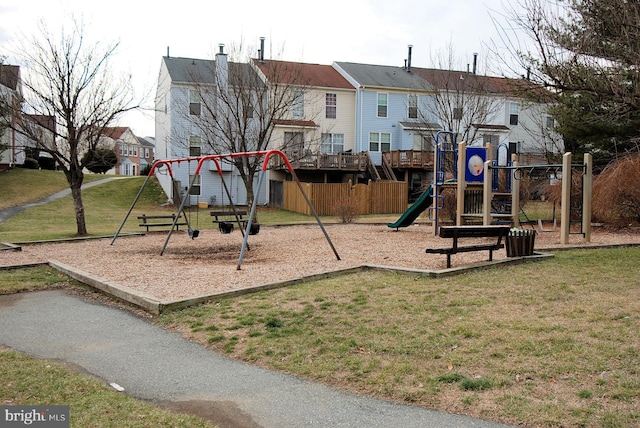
389 131 593 245
111 150 341 269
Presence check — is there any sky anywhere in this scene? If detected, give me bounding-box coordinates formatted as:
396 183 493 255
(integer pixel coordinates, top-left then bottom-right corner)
0 0 520 138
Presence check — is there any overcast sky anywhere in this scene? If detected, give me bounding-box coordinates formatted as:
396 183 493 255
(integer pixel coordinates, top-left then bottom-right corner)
0 0 518 138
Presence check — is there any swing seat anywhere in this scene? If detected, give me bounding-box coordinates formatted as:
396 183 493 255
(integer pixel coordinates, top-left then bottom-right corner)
189 228 200 239
219 222 234 234
249 223 260 235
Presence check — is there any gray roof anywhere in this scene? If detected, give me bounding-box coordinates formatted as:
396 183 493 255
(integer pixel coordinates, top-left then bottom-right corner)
335 62 433 91
162 56 257 86
137 136 155 147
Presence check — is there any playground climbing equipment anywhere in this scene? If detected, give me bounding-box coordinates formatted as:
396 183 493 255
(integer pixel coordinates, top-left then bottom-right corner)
482 151 593 244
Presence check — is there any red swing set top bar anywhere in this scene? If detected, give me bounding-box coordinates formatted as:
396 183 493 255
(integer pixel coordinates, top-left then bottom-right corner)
147 150 294 179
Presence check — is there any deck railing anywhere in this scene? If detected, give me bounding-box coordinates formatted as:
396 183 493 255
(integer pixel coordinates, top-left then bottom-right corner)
383 150 434 169
271 151 369 171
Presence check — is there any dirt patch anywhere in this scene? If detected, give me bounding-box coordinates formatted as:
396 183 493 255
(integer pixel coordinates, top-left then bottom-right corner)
1 224 639 302
157 400 262 428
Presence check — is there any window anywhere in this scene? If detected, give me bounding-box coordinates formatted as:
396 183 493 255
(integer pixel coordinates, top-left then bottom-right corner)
243 100 254 119
412 133 433 152
189 135 201 157
483 134 499 145
189 90 201 116
369 132 391 152
188 174 201 195
145 148 150 158
546 115 555 129
292 90 304 118
321 133 344 154
509 102 519 125
453 107 463 120
377 93 388 118
284 132 304 154
326 93 337 119
408 94 418 119
133 146 138 157
509 141 521 155
124 145 129 156
119 145 123 155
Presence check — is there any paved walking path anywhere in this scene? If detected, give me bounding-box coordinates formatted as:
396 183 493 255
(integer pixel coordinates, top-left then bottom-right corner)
0 290 514 428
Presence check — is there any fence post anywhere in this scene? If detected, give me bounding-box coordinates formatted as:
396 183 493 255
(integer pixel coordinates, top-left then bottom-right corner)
560 152 572 244
583 153 592 242
483 160 492 226
456 142 465 226
512 156 520 226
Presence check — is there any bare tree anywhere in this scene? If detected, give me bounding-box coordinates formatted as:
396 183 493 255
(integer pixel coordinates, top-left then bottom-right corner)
5 19 140 235
413 47 504 147
416 68 505 145
181 41 316 210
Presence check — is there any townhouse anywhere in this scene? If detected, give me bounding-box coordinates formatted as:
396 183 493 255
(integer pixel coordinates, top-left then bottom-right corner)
99 126 154 176
0 64 56 170
153 44 559 206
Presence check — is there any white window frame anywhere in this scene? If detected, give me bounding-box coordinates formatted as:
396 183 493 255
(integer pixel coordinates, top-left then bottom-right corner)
509 102 520 126
326 93 337 119
377 93 388 118
369 132 391 152
189 135 201 157
292 90 304 118
321 133 344 154
190 89 201 116
408 94 418 119
188 174 201 195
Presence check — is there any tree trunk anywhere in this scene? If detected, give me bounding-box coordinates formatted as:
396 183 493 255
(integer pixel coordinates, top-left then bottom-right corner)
241 173 257 223
66 167 87 236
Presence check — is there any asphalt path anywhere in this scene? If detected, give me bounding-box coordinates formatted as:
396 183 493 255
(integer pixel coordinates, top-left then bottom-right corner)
0 290 515 428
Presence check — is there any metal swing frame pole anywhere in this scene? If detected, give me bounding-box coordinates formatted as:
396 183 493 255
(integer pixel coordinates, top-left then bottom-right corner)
236 151 341 270
160 170 198 255
111 173 153 245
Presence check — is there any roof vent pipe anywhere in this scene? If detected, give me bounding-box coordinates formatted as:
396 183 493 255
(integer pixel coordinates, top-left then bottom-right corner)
219 44 225 54
472 52 478 75
260 37 265 63
407 45 413 72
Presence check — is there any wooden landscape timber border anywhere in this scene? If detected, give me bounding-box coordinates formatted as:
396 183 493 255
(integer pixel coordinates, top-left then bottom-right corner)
0 250 552 315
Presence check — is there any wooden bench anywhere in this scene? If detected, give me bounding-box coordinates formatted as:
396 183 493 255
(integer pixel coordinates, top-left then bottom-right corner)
138 213 187 232
210 210 248 234
426 225 511 268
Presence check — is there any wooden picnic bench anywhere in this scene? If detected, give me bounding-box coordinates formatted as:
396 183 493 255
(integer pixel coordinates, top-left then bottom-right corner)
210 210 248 234
426 225 511 268
138 213 188 232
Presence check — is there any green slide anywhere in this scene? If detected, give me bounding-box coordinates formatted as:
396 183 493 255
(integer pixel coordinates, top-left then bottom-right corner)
387 184 433 230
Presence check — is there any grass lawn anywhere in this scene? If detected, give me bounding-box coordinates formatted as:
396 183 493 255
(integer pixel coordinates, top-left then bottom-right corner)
1 169 639 427
156 248 640 428
0 347 215 427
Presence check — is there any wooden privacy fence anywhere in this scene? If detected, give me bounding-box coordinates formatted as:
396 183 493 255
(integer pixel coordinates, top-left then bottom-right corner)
283 180 408 216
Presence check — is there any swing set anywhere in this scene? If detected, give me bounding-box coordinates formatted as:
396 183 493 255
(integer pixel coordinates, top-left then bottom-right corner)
111 149 341 270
